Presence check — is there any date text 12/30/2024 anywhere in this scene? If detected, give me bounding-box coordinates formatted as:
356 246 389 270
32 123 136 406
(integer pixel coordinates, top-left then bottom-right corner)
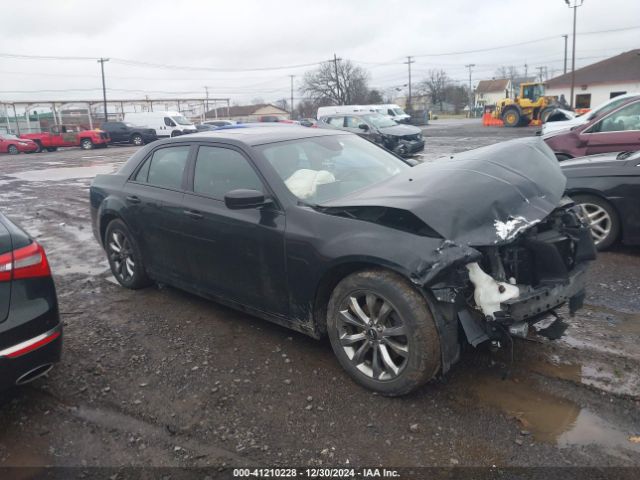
233 468 401 478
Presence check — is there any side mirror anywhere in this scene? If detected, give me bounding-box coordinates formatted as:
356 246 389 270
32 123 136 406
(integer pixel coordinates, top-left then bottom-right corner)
359 123 369 131
224 189 268 209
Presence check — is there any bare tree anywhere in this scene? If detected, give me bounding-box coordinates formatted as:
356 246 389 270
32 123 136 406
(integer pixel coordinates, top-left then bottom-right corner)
419 69 449 112
444 84 469 114
301 59 371 105
494 66 521 98
274 98 289 112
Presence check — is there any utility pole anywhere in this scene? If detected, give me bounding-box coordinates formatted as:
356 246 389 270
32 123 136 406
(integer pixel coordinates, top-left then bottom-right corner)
562 34 569 74
403 56 415 113
465 64 475 118
524 63 528 79
289 75 295 119
536 66 545 82
97 58 109 122
566 0 584 109
204 86 209 116
332 54 342 104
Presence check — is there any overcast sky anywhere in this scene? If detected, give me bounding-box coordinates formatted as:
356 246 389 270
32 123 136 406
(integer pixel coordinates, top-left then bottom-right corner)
1 0 638 108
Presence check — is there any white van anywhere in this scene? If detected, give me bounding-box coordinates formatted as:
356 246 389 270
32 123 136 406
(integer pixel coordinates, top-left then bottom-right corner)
316 104 411 123
316 105 374 119
124 111 197 138
365 104 411 123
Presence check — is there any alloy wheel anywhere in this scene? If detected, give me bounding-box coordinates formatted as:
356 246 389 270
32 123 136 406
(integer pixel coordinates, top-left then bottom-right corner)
108 231 136 281
577 202 611 245
336 292 408 381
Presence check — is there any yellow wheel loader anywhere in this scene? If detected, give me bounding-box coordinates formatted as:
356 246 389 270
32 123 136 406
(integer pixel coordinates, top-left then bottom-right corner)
495 82 560 127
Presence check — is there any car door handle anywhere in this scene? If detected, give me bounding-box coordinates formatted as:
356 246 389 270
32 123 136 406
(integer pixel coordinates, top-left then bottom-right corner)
126 195 141 204
183 209 203 219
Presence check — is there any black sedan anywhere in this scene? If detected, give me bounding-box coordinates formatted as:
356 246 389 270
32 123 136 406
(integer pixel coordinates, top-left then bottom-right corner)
100 122 157 146
90 128 594 395
562 150 640 250
0 213 62 390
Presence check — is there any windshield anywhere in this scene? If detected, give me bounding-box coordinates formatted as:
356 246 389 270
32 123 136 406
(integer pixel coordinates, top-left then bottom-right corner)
1 134 18 139
392 108 406 116
361 114 397 128
258 134 409 203
173 115 192 125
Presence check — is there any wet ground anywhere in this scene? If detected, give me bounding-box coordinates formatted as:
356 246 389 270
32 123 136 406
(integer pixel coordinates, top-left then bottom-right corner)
0 120 639 472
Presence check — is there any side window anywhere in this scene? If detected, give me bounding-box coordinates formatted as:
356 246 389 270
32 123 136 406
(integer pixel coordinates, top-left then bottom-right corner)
193 146 263 199
137 146 190 189
328 116 345 127
592 102 640 133
388 109 394 116
345 116 362 128
164 117 176 127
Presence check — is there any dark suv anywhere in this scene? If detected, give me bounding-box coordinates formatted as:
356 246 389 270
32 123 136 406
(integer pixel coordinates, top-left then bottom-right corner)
318 113 424 157
100 122 157 146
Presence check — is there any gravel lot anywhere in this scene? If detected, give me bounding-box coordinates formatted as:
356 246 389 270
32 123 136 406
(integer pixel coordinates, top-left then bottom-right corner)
0 119 639 473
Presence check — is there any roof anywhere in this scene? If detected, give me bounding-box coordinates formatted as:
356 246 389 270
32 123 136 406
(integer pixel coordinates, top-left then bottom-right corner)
546 49 640 88
205 103 287 118
184 124 349 146
475 79 510 94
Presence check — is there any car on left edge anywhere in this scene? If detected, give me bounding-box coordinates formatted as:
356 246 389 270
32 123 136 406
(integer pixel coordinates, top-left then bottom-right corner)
0 213 62 391
0 133 38 155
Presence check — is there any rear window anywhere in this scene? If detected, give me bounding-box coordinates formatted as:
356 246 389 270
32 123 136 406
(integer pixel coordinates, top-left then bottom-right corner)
135 146 190 189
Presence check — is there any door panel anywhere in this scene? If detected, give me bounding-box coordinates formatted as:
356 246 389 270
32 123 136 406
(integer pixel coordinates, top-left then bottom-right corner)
181 145 288 315
122 145 191 280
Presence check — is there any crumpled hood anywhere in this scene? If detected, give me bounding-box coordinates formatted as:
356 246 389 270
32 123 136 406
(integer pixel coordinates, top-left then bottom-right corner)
378 124 422 136
323 137 566 246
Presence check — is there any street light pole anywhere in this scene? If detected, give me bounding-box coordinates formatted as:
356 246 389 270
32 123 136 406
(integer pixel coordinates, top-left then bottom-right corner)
465 64 475 118
289 75 295 119
97 58 109 122
562 34 568 74
565 0 584 108
404 56 415 113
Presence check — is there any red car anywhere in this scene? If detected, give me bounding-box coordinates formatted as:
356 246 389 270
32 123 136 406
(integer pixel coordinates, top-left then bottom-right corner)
0 134 38 155
543 97 640 160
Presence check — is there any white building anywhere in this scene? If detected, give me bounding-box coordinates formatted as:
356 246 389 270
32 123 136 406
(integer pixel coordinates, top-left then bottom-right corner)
545 49 640 109
475 79 511 108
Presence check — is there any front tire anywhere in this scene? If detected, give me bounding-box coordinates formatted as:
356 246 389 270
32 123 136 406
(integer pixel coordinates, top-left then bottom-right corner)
46 147 57 152
7 145 19 155
131 134 143 146
105 219 151 289
502 108 521 127
34 141 43 153
81 138 94 150
573 194 620 250
327 269 441 396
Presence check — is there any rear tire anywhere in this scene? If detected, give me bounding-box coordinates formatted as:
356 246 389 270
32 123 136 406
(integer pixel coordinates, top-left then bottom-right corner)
104 219 152 289
573 194 620 250
327 269 441 396
502 108 521 127
46 147 57 152
81 138 93 150
7 145 19 155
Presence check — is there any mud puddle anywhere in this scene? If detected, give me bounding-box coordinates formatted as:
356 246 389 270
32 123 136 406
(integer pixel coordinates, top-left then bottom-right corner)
582 303 640 335
529 358 640 398
8 164 117 182
465 371 640 456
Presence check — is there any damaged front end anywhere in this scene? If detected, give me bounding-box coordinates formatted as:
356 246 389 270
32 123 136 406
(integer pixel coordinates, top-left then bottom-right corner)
431 200 596 356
